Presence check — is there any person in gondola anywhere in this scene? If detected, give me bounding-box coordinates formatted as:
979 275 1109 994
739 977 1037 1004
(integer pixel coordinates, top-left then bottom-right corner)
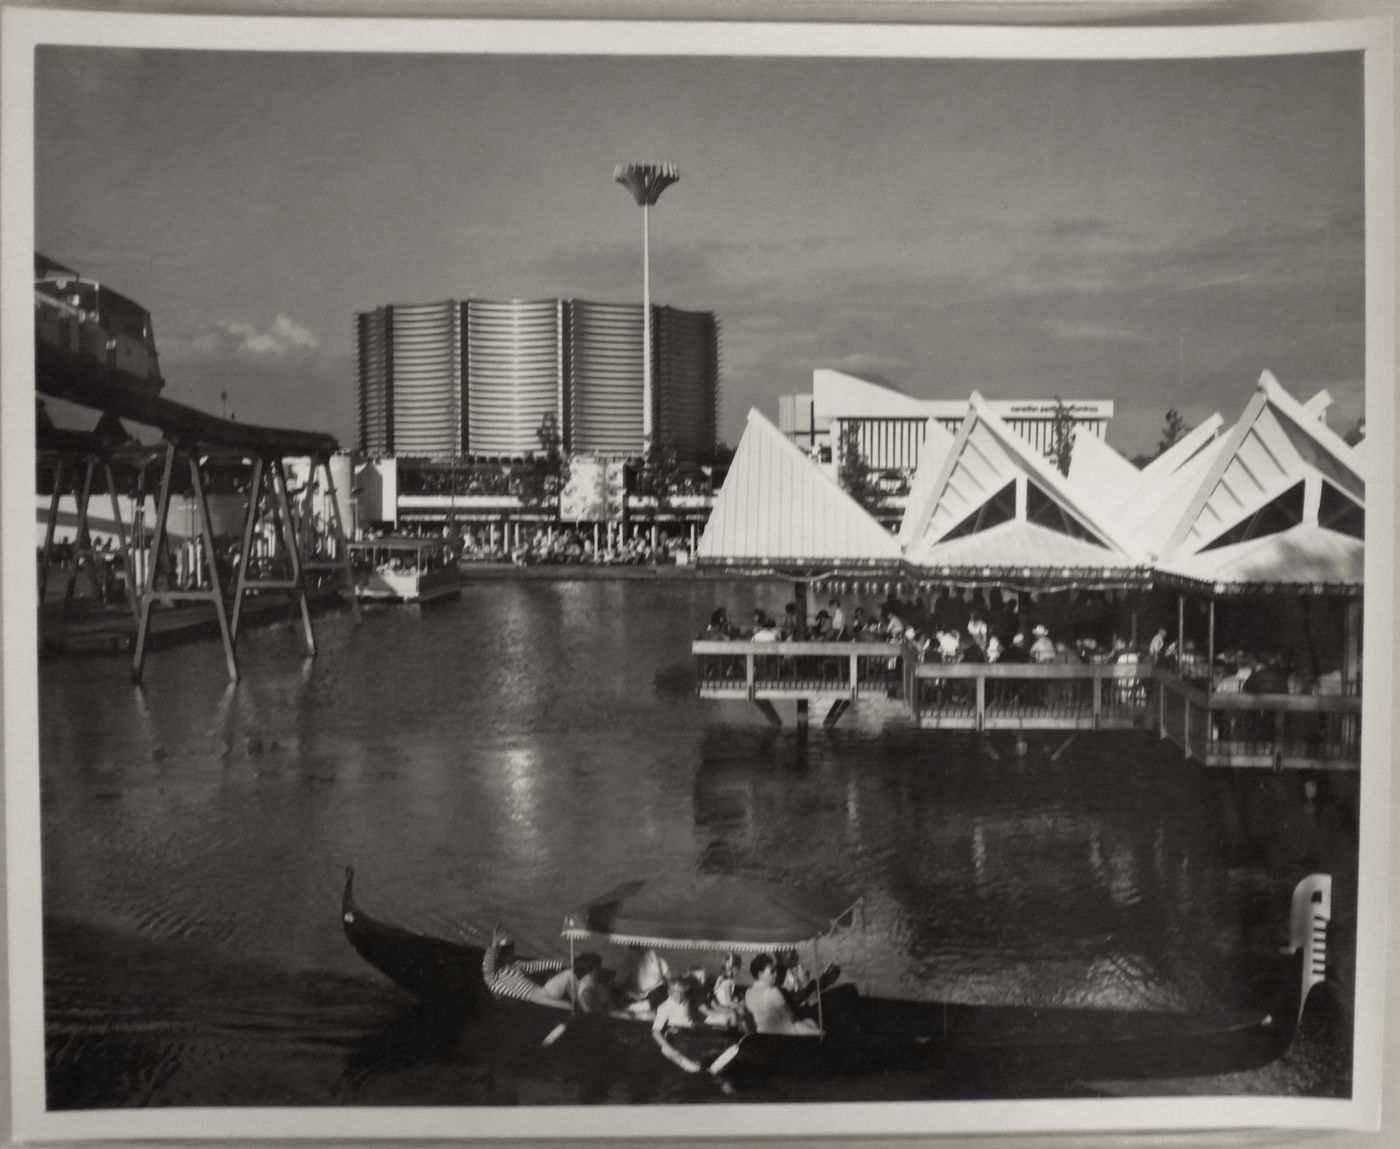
776 948 841 1019
704 952 746 1026
622 945 672 1012
652 974 705 1073
482 926 567 1005
542 951 610 1010
745 953 821 1036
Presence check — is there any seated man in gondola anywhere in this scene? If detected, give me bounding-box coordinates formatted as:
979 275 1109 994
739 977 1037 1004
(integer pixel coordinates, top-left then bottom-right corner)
745 953 821 1036
776 948 841 1021
482 926 567 1006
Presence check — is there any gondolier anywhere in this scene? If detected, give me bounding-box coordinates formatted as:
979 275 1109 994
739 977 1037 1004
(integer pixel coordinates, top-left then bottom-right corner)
482 926 566 1004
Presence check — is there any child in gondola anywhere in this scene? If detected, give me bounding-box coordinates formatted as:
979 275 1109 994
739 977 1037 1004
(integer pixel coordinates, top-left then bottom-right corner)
703 953 746 1027
652 974 705 1073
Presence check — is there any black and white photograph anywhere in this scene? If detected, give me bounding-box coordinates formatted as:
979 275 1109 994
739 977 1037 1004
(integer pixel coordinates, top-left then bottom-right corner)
0 10 1392 1142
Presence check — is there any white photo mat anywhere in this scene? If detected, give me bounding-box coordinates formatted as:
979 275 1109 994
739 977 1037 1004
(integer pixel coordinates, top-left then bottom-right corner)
1 6 1393 1143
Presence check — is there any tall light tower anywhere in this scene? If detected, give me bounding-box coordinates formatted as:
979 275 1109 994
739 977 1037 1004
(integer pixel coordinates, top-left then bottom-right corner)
614 161 680 460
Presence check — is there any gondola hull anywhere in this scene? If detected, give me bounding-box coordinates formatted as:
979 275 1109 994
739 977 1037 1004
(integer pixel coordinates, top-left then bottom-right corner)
341 868 1326 1086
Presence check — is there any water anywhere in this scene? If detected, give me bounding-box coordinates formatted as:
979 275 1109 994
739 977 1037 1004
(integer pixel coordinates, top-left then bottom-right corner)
38 579 1358 1107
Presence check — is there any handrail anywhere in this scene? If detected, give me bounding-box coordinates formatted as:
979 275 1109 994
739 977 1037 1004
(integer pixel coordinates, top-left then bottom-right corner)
914 660 1151 680
692 640 899 656
1155 671 1360 714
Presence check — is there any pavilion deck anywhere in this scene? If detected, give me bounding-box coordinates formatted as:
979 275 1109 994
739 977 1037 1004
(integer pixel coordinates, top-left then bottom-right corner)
692 640 1360 769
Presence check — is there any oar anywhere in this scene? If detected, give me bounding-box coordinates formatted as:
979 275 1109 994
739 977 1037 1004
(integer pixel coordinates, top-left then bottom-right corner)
708 1033 748 1075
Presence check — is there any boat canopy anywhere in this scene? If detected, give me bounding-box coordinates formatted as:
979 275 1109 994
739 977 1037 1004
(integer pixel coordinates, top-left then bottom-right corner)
561 876 863 952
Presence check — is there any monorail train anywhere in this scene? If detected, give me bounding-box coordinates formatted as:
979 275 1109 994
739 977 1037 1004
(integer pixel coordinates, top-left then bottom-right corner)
34 253 163 392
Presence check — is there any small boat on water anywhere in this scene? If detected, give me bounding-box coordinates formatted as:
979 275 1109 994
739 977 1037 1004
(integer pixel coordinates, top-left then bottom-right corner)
348 538 460 605
341 869 1331 1086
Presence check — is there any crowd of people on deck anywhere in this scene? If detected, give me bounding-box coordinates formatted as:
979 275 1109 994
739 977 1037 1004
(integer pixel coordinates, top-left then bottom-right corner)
700 587 1149 667
482 928 840 1073
357 524 697 568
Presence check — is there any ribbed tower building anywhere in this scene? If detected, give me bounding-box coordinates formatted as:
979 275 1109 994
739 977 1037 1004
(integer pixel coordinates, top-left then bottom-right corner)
356 298 719 462
356 301 462 457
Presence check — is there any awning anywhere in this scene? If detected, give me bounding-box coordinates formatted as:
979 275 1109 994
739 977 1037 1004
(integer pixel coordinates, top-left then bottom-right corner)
1155 524 1364 594
561 876 863 952
907 519 1147 580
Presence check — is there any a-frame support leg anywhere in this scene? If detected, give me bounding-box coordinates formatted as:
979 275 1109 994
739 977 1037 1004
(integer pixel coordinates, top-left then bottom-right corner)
105 462 140 622
132 442 176 683
271 458 316 658
62 458 97 617
230 457 266 641
39 458 67 603
317 456 361 624
189 451 240 683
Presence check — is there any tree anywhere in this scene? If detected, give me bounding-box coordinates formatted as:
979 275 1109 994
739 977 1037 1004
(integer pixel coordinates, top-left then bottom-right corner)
1155 408 1188 458
838 422 881 515
1050 397 1076 478
519 411 570 508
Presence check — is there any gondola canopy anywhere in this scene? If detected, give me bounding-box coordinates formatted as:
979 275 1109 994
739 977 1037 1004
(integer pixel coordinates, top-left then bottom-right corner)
562 876 863 952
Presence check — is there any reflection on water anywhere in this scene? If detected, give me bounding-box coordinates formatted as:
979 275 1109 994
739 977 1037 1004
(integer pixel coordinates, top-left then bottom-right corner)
38 579 1358 1107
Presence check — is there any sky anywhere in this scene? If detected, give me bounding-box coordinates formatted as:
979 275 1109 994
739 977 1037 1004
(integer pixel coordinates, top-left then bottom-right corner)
35 45 1365 459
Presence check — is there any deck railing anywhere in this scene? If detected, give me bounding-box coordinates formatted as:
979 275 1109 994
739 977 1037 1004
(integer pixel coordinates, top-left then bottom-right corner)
1155 672 1361 769
690 643 1361 768
911 660 1154 731
692 640 908 700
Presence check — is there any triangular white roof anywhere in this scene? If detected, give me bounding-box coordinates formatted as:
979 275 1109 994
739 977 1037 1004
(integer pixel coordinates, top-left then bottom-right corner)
1119 413 1225 511
896 420 957 545
1161 371 1365 560
1350 436 1367 477
696 408 902 565
1123 435 1230 559
812 369 931 420
1065 429 1140 499
907 389 1136 559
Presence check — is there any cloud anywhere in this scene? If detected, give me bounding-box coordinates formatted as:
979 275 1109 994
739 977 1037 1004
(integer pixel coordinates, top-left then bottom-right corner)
190 313 321 357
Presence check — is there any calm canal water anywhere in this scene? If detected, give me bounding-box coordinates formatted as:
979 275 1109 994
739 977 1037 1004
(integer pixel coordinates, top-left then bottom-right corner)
39 578 1358 1108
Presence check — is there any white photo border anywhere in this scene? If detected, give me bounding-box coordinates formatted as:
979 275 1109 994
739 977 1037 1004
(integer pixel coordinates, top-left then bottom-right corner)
1 7 1392 1142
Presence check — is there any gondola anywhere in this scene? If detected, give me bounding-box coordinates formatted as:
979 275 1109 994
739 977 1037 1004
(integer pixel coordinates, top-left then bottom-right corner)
341 867 1331 1085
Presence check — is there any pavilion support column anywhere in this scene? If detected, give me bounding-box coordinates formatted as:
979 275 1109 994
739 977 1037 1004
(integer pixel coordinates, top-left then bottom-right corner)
132 441 177 683
797 699 809 731
190 451 240 683
104 461 140 622
1177 593 1185 675
1206 599 1215 697
38 458 66 601
794 580 808 640
1130 605 1139 651
230 457 266 641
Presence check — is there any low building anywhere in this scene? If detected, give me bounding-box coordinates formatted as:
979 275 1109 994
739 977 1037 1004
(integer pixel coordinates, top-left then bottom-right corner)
778 369 1113 472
